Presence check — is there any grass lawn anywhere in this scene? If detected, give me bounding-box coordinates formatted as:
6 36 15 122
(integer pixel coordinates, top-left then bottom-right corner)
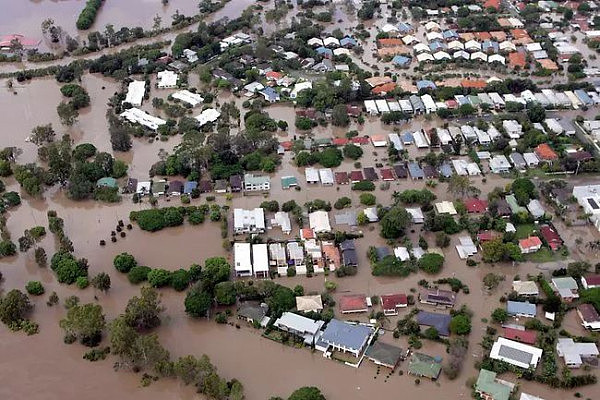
515 224 536 239
525 247 567 263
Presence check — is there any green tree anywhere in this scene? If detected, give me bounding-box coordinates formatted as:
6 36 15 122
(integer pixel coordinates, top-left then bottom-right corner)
124 287 164 331
359 193 376 206
447 175 472 198
418 253 444 274
25 281 45 295
147 269 172 288
185 284 212 317
449 314 471 335
30 124 56 146
527 103 546 123
0 289 32 325
114 252 137 273
342 143 363 160
332 104 350 127
491 308 508 323
91 272 111 293
317 148 343 168
267 285 295 317
170 269 191 291
380 206 412 239
128 265 151 284
288 386 326 400
59 303 106 346
57 102 78 126
201 257 231 294
214 281 236 305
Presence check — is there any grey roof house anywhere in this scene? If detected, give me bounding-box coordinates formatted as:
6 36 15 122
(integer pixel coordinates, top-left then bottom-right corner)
417 311 452 336
319 319 373 357
506 301 536 318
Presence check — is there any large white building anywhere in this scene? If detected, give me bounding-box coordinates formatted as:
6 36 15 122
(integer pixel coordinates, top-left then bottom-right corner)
120 108 166 131
573 185 600 231
309 211 331 233
490 337 543 369
124 80 145 106
252 243 269 278
233 208 265 234
234 242 252 277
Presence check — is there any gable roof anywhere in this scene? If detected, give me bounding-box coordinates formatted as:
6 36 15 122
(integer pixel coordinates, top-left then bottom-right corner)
381 294 408 310
503 327 538 345
365 341 403 367
408 352 442 379
476 369 512 400
417 311 451 336
464 198 488 213
320 319 373 352
339 294 368 313
535 143 559 160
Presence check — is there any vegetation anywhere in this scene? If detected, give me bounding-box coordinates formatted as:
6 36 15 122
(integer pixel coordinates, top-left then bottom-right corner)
25 281 45 296
114 252 137 273
418 253 444 274
76 0 105 30
60 303 105 346
380 206 412 239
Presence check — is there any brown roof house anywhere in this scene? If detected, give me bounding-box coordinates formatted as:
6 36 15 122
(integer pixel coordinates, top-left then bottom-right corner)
419 288 456 308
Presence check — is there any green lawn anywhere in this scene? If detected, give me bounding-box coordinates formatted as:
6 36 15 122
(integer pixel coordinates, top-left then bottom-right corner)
515 224 535 240
525 247 567 263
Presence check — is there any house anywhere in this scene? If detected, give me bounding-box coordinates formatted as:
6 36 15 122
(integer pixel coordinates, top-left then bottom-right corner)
582 275 600 289
540 225 562 250
506 194 527 214
394 246 410 261
124 178 138 194
456 236 478 259
244 174 270 192
350 170 364 183
407 352 442 380
195 108 221 127
523 153 539 167
319 319 373 357
508 152 526 171
365 341 403 369
305 167 319 184
214 179 227 194
408 162 425 180
503 327 538 345
406 208 425 224
556 338 599 368
478 231 500 243
335 172 349 185
520 394 545 400
464 198 488 213
234 242 253 277
527 199 545 219
534 143 558 163
417 311 452 336
281 176 298 190
198 180 212 193
419 288 456 308
296 295 323 313
269 243 287 275
552 277 579 300
363 167 378 181
422 165 438 179
124 80 145 106
97 177 117 188
435 201 457 215
507 301 536 318
233 208 265 234
237 302 269 325
229 175 242 192
380 168 395 181
380 294 408 316
167 180 183 195
340 239 358 267
519 236 542 254
287 242 306 274
490 337 543 369
274 312 325 346
573 184 600 231
393 164 408 179
151 180 166 196
120 108 166 131
271 212 291 235
339 294 368 314
577 304 600 331
172 90 203 107
475 369 514 400
136 181 151 196
252 243 269 278
157 70 178 88
503 120 522 138
309 211 331 233
260 87 280 103
512 281 539 297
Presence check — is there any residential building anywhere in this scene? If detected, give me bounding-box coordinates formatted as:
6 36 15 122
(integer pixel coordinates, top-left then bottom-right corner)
456 236 477 259
552 277 579 300
435 201 457 215
419 288 456 308
380 294 408 316
244 174 270 192
252 243 269 278
305 167 319 184
296 295 323 313
582 275 600 289
406 207 425 223
309 210 331 233
365 342 403 369
157 70 178 88
519 236 542 254
572 184 600 231
124 80 145 106
540 225 562 250
556 338 599 368
322 242 340 271
507 301 536 318
274 312 325 346
407 353 442 380
512 281 539 296
319 168 334 186
233 208 265 234
577 304 600 331
527 199 545 219
319 319 373 357
234 242 252 277
503 327 537 345
340 239 358 267
237 302 268 325
269 243 287 275
475 369 514 400
490 337 543 369
417 311 451 336
339 294 368 314
229 175 242 192
271 212 291 235
287 242 306 275
490 155 511 173
120 108 166 131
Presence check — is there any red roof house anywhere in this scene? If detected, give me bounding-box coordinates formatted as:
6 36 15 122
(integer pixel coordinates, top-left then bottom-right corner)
351 136 369 145
300 228 315 240
582 275 600 289
484 0 501 10
461 79 487 89
509 52 527 69
380 168 395 181
350 170 364 183
372 82 397 95
464 198 488 213
381 294 408 316
535 143 559 162
266 71 283 81
503 327 537 345
519 236 543 254
335 171 349 185
280 141 293 151
340 294 368 314
540 225 562 251
333 137 349 146
477 230 499 243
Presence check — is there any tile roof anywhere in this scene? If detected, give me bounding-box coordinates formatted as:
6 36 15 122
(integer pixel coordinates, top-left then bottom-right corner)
519 236 542 249
509 52 527 68
503 327 538 345
339 294 368 313
381 294 407 310
464 198 488 213
535 143 559 160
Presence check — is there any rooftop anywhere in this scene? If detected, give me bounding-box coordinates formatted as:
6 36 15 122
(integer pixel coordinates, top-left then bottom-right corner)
320 319 373 352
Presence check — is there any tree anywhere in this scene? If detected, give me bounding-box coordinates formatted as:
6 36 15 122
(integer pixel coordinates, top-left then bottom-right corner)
128 266 151 284
30 124 56 146
380 206 412 239
491 308 508 323
449 314 471 335
201 257 231 294
114 252 137 273
214 281 236 305
331 104 349 127
512 178 536 206
317 148 343 168
447 175 471 198
527 103 546 123
25 281 45 295
267 285 295 317
57 102 78 126
418 253 444 274
170 269 191 291
342 143 363 160
91 272 111 293
0 289 32 325
60 303 105 346
423 327 439 340
288 387 326 400
359 193 376 206
128 333 170 371
435 232 450 248
124 287 164 331
185 284 212 317
147 269 172 288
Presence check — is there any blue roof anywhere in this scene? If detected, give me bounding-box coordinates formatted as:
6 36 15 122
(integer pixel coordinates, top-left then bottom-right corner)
408 162 425 179
261 87 279 100
506 301 536 316
184 181 198 193
417 311 451 336
439 163 453 178
482 40 499 52
392 55 411 66
316 46 333 56
417 80 437 90
574 89 592 105
442 30 457 39
320 319 373 352
340 36 357 47
401 132 414 144
429 42 447 52
397 22 413 33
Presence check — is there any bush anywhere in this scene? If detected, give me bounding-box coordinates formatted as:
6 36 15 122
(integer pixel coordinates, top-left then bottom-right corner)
334 197 352 210
113 252 137 273
418 253 444 274
287 267 296 277
449 314 471 335
170 269 191 291
260 200 279 212
435 232 450 248
76 276 89 289
25 281 45 296
188 210 205 225
0 240 17 257
491 308 508 323
127 265 151 284
147 269 172 288
76 0 104 30
359 193 376 206
352 180 375 191
343 143 363 160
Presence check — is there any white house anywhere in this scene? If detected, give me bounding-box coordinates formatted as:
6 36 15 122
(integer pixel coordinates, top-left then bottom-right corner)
172 90 203 106
319 168 335 186
572 185 600 231
157 70 178 88
274 312 325 346
271 212 292 235
124 80 145 106
503 120 523 138
490 337 543 369
305 167 320 184
556 338 599 368
523 152 540 167
120 108 166 131
244 174 270 192
309 211 331 233
252 243 269 278
194 108 221 127
489 155 511 173
234 242 253 277
233 208 265 234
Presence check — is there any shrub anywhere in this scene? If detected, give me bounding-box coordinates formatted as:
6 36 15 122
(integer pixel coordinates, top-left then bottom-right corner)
76 277 89 289
127 265 151 284
359 193 376 206
418 253 444 274
352 180 375 191
170 269 190 291
334 197 352 210
113 252 137 273
287 267 296 277
25 281 45 296
147 269 172 288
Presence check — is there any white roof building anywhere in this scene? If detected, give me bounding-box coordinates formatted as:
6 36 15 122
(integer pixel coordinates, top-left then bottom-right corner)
234 242 253 277
490 337 543 369
556 338 599 368
394 246 410 261
512 281 539 296
433 51 451 60
364 99 378 115
157 70 178 88
319 168 334 186
435 201 457 215
499 41 516 52
252 243 269 278
172 90 204 106
453 50 470 60
413 130 429 148
271 212 292 235
456 236 477 259
573 185 600 231
452 159 469 176
471 51 488 62
421 94 437 113
305 167 319 184
194 108 221 126
425 21 441 31
399 99 413 113
309 211 331 233
402 35 419 45
307 37 323 47
414 43 430 53
465 40 481 51
416 52 434 62
406 207 425 223
488 54 505 64
233 208 266 234
136 181 151 195
437 128 452 146
489 155 511 173
290 81 312 99
323 36 340 47
447 40 464 50
388 133 404 151
120 108 166 131
124 80 145 106
274 312 325 345
375 99 390 113
503 120 523 138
